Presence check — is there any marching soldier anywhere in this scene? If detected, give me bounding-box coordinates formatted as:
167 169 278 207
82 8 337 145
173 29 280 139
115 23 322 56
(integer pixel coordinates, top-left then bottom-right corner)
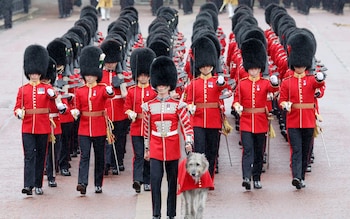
14 45 57 195
233 38 279 190
73 46 115 195
143 56 193 219
100 38 129 174
279 31 326 189
185 36 231 178
124 48 157 193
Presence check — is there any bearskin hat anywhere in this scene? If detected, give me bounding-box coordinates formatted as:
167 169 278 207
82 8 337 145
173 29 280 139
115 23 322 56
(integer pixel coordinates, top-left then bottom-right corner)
23 44 49 80
100 39 123 63
40 57 57 85
148 39 171 57
241 38 267 72
150 56 177 91
80 46 104 82
47 38 68 66
191 36 218 71
287 30 316 70
130 48 156 81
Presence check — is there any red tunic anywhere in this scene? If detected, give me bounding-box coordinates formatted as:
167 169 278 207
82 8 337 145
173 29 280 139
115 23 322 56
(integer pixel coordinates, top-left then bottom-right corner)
233 76 279 133
124 84 157 136
177 158 214 194
279 72 325 128
14 82 55 134
143 96 193 161
100 70 128 121
75 83 114 137
185 75 229 129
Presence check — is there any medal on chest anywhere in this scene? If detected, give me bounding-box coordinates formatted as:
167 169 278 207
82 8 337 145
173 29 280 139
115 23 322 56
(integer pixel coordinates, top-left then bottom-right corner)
37 87 45 94
208 81 213 88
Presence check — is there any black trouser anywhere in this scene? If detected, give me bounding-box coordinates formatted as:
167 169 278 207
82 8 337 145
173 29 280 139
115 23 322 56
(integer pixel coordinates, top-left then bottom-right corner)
58 0 66 17
241 131 266 181
194 127 220 177
23 0 30 13
132 136 150 184
78 135 105 187
288 128 314 180
46 134 61 181
2 7 12 28
150 158 178 218
22 133 48 188
61 122 73 169
151 0 163 14
182 0 194 13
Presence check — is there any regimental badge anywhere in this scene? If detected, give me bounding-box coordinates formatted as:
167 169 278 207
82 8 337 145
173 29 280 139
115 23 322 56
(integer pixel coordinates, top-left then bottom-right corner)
257 85 260 91
93 90 96 96
146 90 149 97
303 80 307 86
38 88 45 94
208 81 213 88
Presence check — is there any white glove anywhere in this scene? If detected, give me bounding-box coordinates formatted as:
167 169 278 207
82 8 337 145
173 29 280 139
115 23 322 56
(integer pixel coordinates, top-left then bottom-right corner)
106 86 114 95
281 101 292 112
15 108 25 120
56 102 67 114
270 75 279 86
216 75 225 85
70 109 80 120
126 110 137 122
187 104 196 115
234 103 243 116
315 72 325 82
47 88 55 97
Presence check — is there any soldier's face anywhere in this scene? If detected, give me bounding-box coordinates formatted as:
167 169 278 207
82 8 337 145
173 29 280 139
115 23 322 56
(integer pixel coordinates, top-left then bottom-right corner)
105 62 117 71
294 67 306 74
137 74 150 85
248 68 261 78
29 74 41 82
84 75 98 85
200 66 213 75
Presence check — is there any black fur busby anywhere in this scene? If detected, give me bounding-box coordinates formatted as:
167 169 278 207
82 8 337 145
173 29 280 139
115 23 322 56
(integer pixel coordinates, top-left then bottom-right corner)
241 38 267 72
287 31 316 70
191 36 218 71
100 39 123 63
80 46 104 82
23 44 49 80
130 48 156 81
150 56 177 91
47 38 67 66
41 57 57 85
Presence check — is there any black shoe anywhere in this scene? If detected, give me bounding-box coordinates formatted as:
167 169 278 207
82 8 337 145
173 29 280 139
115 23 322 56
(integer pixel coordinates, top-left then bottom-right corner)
242 178 251 190
292 178 302 189
70 151 78 157
48 180 57 187
301 180 306 188
95 186 102 193
152 216 160 219
306 165 312 172
253 181 262 189
133 181 141 193
22 187 33 195
61 169 71 176
119 164 125 171
77 184 87 195
112 168 119 175
215 166 219 174
35 187 44 195
144 184 151 191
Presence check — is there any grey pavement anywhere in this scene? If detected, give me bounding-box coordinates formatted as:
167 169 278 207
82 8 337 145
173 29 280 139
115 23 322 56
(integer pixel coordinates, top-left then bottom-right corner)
1 1 350 218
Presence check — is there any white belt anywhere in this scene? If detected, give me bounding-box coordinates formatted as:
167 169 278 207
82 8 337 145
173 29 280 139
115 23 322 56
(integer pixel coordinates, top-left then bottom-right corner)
49 113 59 118
151 130 178 137
112 95 122 99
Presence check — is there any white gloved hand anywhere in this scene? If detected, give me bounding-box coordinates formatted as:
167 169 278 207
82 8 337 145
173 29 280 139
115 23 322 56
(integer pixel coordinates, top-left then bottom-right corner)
15 108 25 120
47 88 55 97
281 101 292 112
57 102 67 114
187 104 196 115
234 103 243 116
70 109 80 120
269 75 279 86
106 86 114 95
216 75 225 85
315 72 325 82
127 110 137 122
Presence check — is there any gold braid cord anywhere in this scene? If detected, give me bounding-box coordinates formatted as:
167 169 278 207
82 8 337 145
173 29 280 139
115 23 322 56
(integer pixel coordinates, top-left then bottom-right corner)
106 117 115 144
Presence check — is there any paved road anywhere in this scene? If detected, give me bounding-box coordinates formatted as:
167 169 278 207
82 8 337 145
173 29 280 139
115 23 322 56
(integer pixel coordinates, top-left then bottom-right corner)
1 1 350 218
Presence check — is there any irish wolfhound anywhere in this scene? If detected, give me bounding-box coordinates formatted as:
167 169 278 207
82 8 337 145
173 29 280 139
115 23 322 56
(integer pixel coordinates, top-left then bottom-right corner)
177 152 214 219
